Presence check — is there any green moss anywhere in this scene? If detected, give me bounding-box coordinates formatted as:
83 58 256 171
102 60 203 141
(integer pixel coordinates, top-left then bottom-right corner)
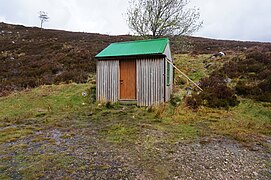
157 123 198 142
15 153 74 179
0 173 10 180
0 127 34 143
103 123 137 143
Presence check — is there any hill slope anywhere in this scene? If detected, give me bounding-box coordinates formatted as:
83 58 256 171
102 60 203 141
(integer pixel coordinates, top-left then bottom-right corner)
1 22 271 96
0 23 133 96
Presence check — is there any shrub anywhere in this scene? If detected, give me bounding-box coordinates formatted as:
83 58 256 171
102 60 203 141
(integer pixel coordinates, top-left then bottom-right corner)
254 93 271 102
186 76 239 109
259 75 271 92
246 51 269 63
89 86 96 103
213 49 271 103
170 94 182 107
104 101 120 109
258 69 271 79
185 94 201 110
235 81 252 96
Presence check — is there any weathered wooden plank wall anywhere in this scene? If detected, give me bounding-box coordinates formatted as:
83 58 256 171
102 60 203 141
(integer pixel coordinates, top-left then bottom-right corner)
96 60 119 102
137 58 165 106
163 43 173 101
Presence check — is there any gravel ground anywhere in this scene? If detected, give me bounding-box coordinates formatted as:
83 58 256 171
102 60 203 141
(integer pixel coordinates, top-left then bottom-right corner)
169 138 270 179
1 126 270 179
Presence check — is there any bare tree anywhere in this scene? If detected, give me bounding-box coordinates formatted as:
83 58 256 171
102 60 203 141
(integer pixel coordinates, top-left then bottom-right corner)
38 11 49 30
127 0 202 37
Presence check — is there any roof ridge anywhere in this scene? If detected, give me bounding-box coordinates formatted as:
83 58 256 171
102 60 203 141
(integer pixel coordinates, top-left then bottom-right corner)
111 38 169 45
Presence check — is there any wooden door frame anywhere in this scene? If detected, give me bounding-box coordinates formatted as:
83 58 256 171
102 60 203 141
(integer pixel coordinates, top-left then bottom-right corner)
119 59 137 101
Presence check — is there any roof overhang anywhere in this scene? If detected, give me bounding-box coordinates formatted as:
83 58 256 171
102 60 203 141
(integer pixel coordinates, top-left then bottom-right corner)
95 38 169 59
95 53 166 60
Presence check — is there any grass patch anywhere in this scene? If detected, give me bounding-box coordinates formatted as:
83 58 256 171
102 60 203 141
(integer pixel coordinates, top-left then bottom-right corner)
173 54 210 82
103 123 137 143
0 127 34 143
158 123 198 142
0 83 91 120
0 83 93 143
2 153 75 179
148 99 270 144
210 99 271 142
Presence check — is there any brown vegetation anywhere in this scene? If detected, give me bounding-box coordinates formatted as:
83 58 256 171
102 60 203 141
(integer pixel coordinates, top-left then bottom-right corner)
172 36 271 54
219 48 271 102
186 48 271 109
185 75 239 109
0 23 133 96
1 22 271 96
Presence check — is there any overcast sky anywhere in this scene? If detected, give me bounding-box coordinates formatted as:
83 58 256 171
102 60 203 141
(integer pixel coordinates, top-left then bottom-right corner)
0 0 271 42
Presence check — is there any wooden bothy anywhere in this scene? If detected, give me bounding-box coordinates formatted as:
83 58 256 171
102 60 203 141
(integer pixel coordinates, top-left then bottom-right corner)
95 38 173 106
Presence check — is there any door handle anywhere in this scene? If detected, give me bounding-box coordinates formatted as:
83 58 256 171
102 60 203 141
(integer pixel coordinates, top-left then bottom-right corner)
120 80 124 84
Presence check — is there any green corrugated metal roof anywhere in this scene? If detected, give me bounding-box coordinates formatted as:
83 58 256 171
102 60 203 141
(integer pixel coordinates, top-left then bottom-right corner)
95 38 169 58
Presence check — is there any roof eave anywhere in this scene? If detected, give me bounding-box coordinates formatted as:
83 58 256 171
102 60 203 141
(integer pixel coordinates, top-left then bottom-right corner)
95 53 166 60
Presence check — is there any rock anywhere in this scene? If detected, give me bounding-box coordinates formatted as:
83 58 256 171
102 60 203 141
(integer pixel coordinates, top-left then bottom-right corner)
224 78 232 84
253 171 258 176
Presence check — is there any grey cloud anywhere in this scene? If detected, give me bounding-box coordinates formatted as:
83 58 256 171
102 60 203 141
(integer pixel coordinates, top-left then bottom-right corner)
0 0 270 42
191 0 271 42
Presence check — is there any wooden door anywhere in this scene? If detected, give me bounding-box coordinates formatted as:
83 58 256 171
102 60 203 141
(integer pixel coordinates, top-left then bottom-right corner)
120 60 136 100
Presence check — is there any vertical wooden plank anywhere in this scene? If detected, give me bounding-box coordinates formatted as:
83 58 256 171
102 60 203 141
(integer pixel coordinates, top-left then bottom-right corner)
109 61 111 100
135 58 169 106
136 59 141 106
142 59 145 106
151 59 153 105
116 60 118 101
113 60 118 102
97 61 99 101
100 61 103 101
96 60 119 102
154 59 157 105
104 61 107 100
141 59 144 106
142 59 144 106
153 59 155 105
150 59 152 105
160 59 163 102
148 59 150 105
144 59 146 106
136 60 139 106
138 59 141 106
107 61 109 100
111 61 113 101
157 59 159 104
146 59 149 106
113 61 115 102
